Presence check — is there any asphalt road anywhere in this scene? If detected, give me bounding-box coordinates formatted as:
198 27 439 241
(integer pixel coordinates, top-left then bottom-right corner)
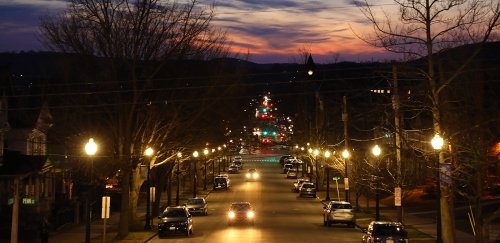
148 154 364 242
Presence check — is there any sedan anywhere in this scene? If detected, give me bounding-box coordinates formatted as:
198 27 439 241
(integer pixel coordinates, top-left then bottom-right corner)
227 202 255 225
185 197 208 216
228 164 239 173
362 221 408 243
158 206 193 237
293 178 310 192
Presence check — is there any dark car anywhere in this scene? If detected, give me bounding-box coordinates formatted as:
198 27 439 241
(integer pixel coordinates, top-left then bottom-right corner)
158 206 193 237
323 201 355 227
185 197 208 216
214 176 229 190
362 221 408 243
227 202 255 225
299 182 316 198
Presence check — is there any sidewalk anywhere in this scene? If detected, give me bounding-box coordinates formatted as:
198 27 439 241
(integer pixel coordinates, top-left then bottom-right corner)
317 190 475 243
48 188 211 243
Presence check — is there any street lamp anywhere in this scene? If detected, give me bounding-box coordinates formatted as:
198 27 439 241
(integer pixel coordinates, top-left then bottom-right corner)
84 138 97 243
324 150 331 201
300 147 305 177
144 147 154 230
176 152 182 206
431 134 444 243
342 149 350 202
203 148 209 191
192 151 199 198
371 145 381 221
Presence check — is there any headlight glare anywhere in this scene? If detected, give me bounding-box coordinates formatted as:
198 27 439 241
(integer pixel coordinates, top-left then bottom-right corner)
247 211 255 218
228 211 235 219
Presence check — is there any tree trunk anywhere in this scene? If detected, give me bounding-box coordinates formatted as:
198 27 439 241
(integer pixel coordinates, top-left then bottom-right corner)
117 168 130 238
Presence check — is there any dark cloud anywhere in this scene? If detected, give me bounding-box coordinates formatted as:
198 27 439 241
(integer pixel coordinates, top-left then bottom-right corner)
345 0 368 7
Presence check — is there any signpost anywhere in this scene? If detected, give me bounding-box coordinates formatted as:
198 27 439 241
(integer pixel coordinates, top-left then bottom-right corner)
101 196 110 243
332 177 341 201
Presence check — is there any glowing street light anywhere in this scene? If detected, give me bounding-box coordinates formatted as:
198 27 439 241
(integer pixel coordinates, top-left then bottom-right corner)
144 147 154 229
84 138 97 243
371 145 382 221
431 134 444 243
342 149 350 202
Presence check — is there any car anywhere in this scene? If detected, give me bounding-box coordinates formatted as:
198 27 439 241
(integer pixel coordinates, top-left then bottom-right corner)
299 182 316 198
323 201 355 227
185 197 208 216
233 156 242 161
279 155 294 166
233 160 243 169
245 168 259 181
362 221 408 243
283 163 294 174
286 168 298 178
228 164 239 173
213 176 229 190
293 178 310 192
158 206 193 237
227 202 255 225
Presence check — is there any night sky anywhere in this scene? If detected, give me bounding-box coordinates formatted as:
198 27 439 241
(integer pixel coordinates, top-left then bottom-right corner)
0 0 399 63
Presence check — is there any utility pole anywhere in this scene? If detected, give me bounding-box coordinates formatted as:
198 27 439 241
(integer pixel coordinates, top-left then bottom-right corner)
392 63 403 222
342 95 349 202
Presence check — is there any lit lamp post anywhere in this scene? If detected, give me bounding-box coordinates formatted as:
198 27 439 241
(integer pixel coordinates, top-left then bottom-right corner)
342 149 350 202
176 152 182 206
308 148 313 181
192 151 199 198
371 145 381 221
217 146 222 175
203 148 209 191
144 147 154 230
300 147 305 177
84 138 97 243
431 134 444 243
324 150 331 201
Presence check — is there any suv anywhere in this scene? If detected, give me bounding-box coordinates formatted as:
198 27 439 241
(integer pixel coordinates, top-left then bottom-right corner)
323 201 355 227
299 182 316 198
185 197 208 216
214 176 229 190
362 221 408 243
158 206 193 237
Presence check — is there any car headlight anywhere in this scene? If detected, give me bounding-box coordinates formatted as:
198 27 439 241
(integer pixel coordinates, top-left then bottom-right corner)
247 211 255 218
253 173 259 179
246 173 251 178
228 211 235 219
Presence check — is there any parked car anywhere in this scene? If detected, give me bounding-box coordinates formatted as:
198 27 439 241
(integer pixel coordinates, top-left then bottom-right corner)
245 168 259 181
293 178 310 192
279 155 294 166
228 164 239 173
214 176 229 190
299 182 316 198
362 221 408 243
233 160 243 169
323 201 355 227
283 163 294 174
286 168 298 178
233 156 242 161
185 197 208 216
227 202 255 225
158 206 193 237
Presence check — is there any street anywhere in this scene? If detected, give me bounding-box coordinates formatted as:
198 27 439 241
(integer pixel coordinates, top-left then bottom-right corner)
148 154 363 242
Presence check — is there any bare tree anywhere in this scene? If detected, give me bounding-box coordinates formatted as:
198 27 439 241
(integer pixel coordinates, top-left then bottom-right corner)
356 0 499 242
39 0 231 238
